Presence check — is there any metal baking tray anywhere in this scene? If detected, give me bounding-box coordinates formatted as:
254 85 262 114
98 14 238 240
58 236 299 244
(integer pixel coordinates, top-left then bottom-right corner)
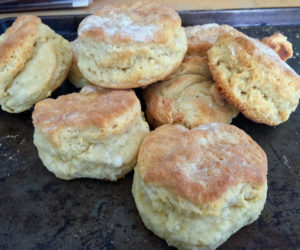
0 8 299 249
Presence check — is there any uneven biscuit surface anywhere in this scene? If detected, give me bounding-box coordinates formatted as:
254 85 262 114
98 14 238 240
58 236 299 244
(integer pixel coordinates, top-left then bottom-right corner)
208 34 300 125
133 123 267 250
76 1 187 88
0 15 72 113
33 86 149 180
137 124 267 205
144 55 239 128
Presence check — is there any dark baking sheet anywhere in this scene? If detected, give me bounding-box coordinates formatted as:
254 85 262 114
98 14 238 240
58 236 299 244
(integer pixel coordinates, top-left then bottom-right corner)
0 8 300 250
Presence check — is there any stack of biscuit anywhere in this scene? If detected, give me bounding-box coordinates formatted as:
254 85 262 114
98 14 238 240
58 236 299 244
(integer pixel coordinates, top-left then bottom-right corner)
1 1 300 249
32 1 188 182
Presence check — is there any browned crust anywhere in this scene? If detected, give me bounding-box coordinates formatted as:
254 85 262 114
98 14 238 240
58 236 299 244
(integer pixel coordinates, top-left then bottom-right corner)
78 1 181 44
0 15 40 64
0 15 40 74
144 92 174 124
138 124 267 204
32 86 140 137
261 32 293 61
208 34 300 125
187 43 213 57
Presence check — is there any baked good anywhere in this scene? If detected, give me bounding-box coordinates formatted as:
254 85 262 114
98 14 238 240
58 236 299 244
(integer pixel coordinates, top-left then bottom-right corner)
143 55 239 128
261 32 293 61
76 1 187 89
0 15 72 113
32 85 149 180
132 123 267 250
68 40 91 88
208 34 300 125
185 24 242 56
185 24 293 60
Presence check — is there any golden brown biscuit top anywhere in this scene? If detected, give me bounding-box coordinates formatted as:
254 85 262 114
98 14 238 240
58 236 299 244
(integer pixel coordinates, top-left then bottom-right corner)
33 86 141 137
185 23 242 56
78 1 181 43
0 15 40 71
138 124 267 204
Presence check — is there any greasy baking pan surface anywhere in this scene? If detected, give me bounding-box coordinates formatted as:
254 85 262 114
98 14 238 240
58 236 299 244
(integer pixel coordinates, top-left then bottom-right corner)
0 9 300 249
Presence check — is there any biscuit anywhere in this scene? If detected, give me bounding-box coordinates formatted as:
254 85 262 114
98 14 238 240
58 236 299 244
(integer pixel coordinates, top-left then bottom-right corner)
76 1 187 89
68 40 91 88
143 55 239 128
208 34 300 125
0 15 72 113
261 33 293 61
132 123 267 250
185 24 242 56
32 86 149 180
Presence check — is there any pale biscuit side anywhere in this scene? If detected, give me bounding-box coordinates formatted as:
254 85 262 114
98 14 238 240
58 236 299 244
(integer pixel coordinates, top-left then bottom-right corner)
68 40 91 88
77 27 187 88
34 115 149 180
133 168 267 250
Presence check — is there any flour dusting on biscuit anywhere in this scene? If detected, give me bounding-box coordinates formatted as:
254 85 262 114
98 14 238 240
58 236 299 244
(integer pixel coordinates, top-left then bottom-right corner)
133 124 267 249
76 1 187 89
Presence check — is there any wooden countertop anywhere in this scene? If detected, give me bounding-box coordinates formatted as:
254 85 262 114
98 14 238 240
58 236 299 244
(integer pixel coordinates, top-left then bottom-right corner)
0 0 299 19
